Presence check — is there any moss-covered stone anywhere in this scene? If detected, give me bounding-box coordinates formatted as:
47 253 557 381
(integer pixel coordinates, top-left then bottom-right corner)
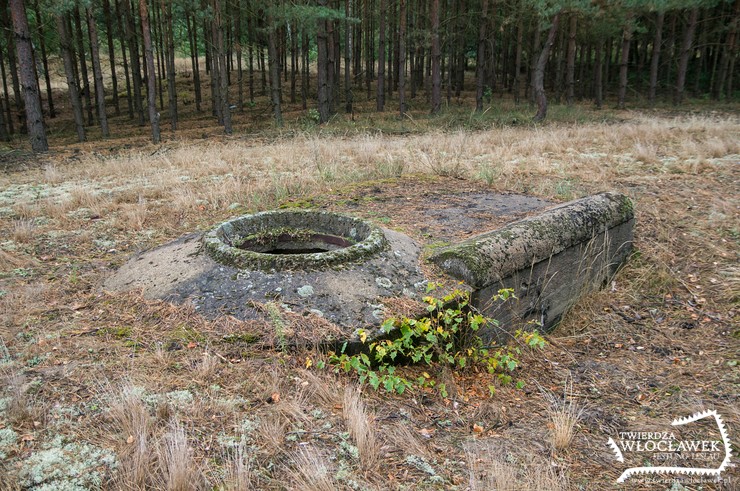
429 192 634 288
203 209 388 272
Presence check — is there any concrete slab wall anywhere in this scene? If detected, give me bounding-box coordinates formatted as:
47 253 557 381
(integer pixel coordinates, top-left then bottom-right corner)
429 192 635 339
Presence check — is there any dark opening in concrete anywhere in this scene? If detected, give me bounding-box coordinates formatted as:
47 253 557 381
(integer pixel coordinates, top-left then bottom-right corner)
237 232 353 254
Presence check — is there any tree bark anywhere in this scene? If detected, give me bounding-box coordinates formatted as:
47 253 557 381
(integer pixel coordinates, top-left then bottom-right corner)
9 0 47 151
533 12 560 122
123 0 144 124
594 42 603 109
74 6 94 126
115 0 133 118
344 0 353 114
216 0 231 133
317 0 330 122
32 0 54 118
430 0 440 113
87 4 110 137
165 0 176 129
139 0 159 143
102 0 119 116
649 11 664 105
475 0 489 111
513 18 523 104
617 19 633 109
0 45 14 134
376 0 386 111
716 0 740 99
58 13 86 142
398 0 406 116
267 8 282 126
565 14 577 105
674 8 698 105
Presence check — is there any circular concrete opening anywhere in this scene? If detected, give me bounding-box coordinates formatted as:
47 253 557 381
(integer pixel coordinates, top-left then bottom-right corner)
203 210 388 271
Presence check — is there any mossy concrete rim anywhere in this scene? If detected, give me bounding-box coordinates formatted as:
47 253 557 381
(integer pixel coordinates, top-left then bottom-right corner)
429 192 635 288
203 209 389 271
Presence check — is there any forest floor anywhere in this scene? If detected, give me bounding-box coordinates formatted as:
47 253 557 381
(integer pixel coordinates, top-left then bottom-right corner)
0 104 738 490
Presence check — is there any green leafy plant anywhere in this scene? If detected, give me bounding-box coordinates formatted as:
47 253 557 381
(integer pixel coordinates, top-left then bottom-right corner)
327 286 546 396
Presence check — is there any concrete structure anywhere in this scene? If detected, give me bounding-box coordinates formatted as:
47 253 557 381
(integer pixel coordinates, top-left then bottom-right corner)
429 192 634 339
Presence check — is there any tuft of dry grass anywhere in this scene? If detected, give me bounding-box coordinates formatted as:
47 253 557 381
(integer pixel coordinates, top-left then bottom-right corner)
159 420 204 491
106 384 154 489
220 435 253 491
543 379 584 452
10 219 35 243
195 351 220 380
289 446 336 491
465 441 571 491
342 385 380 470
1 370 38 426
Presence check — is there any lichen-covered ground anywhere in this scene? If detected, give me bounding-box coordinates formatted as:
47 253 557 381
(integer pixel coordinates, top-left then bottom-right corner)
0 109 738 490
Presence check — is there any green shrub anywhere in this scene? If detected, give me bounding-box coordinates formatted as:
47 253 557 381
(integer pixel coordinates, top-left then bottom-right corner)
327 286 546 397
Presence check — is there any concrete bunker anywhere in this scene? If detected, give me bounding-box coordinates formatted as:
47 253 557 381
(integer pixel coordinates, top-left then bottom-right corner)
104 188 634 346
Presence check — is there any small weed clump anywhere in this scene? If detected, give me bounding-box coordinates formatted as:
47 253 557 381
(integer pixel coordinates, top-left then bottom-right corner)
327 286 546 397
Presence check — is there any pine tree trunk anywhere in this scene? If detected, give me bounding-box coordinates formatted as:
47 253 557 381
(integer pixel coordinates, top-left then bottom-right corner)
102 0 119 116
165 0 176 129
528 21 541 104
430 0 440 113
235 1 243 111
87 4 110 137
301 31 308 109
674 8 698 105
345 0 353 114
565 14 577 105
267 9 282 126
317 0 330 122
648 11 664 105
58 13 86 142
115 0 133 119
376 0 386 111
9 0 47 151
715 0 740 99
475 0 488 111
0 46 14 134
215 0 231 133
139 0 159 143
0 96 7 140
533 12 560 122
617 20 632 109
74 7 94 126
123 0 144 124
248 13 255 103
32 0 54 118
398 0 406 116
513 19 523 104
594 41 603 108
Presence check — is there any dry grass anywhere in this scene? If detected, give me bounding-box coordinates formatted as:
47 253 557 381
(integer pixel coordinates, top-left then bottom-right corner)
465 441 571 491
342 385 380 470
10 219 35 243
543 379 584 452
288 446 336 491
106 384 154 489
159 420 204 490
220 436 253 491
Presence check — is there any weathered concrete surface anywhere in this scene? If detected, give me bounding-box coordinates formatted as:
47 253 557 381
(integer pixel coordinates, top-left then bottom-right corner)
204 210 388 271
429 192 634 336
104 225 426 331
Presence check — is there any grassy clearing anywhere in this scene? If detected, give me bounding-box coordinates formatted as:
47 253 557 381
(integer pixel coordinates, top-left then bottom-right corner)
0 110 738 489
